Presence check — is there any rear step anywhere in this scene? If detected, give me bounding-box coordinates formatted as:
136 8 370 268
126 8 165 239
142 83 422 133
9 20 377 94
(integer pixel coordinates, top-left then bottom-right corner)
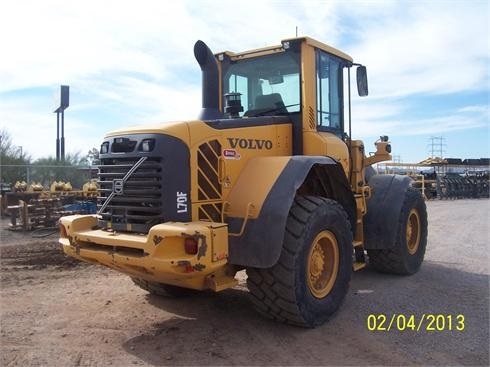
353 240 366 271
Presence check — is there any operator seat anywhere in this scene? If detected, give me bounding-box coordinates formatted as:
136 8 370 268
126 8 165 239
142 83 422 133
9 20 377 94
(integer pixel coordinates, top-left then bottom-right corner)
245 93 288 116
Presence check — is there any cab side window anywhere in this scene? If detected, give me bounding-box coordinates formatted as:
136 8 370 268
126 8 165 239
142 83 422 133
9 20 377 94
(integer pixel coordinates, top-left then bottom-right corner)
316 51 343 133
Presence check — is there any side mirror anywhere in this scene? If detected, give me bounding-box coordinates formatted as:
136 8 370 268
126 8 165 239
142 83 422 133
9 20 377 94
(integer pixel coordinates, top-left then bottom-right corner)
356 66 368 97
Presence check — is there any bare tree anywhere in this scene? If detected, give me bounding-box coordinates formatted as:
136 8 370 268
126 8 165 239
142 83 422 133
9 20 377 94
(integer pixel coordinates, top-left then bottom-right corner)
0 128 31 184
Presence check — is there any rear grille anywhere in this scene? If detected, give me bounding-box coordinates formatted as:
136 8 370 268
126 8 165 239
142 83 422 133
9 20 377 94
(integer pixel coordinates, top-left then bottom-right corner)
97 156 163 233
199 203 222 222
197 140 221 200
197 139 223 222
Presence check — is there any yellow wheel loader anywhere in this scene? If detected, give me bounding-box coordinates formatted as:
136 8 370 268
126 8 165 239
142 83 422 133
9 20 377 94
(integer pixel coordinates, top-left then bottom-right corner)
59 37 428 327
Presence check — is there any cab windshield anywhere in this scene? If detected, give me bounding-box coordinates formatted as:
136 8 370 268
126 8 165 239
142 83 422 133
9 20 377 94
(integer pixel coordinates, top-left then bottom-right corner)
222 52 301 117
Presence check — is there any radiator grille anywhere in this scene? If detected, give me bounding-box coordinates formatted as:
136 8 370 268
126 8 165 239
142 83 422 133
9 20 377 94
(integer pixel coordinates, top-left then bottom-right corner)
97 156 163 233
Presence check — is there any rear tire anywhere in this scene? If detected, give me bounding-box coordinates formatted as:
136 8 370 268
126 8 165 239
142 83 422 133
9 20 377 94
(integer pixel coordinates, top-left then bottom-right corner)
368 187 428 275
130 277 194 297
247 196 353 327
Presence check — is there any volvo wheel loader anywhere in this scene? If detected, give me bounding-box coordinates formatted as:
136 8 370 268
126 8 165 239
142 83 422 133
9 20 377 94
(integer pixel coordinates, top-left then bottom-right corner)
59 37 428 327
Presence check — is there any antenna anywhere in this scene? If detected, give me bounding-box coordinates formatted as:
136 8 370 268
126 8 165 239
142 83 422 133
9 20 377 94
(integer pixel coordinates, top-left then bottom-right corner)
295 26 298 37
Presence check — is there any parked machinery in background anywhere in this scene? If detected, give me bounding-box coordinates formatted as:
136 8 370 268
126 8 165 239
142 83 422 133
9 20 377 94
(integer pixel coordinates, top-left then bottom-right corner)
437 171 489 200
5 180 98 231
387 158 489 200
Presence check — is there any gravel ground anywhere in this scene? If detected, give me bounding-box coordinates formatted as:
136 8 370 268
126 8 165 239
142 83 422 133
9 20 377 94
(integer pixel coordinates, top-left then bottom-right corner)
0 199 489 366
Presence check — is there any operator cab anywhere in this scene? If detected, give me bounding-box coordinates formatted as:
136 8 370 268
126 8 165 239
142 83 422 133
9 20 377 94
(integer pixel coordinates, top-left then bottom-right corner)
217 37 368 139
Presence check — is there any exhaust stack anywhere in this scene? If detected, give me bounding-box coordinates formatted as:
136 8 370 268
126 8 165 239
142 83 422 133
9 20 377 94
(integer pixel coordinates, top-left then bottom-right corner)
194 40 223 120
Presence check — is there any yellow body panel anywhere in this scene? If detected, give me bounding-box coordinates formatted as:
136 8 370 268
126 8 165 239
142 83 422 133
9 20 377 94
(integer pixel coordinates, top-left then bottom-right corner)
190 121 292 221
105 120 190 142
293 37 353 62
303 131 350 174
60 215 235 291
225 156 290 219
300 40 317 133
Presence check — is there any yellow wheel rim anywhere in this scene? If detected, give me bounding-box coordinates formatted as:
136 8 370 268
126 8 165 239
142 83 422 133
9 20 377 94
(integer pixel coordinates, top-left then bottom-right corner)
406 208 421 255
307 230 339 299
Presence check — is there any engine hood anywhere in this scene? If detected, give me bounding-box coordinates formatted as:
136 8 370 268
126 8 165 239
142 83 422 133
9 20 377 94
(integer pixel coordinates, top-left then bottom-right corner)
104 120 194 145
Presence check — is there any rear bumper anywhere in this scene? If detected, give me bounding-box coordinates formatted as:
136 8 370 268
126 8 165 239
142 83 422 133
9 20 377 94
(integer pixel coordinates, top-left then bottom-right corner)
59 215 235 291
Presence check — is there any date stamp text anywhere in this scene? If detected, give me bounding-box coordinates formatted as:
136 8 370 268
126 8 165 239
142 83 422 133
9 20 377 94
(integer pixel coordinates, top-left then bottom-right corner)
366 314 465 332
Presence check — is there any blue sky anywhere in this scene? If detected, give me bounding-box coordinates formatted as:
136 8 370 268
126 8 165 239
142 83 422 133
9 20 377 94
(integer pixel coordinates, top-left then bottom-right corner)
0 0 488 163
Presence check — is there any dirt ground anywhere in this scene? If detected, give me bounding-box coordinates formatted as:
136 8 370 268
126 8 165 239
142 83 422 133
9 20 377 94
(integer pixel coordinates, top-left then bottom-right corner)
1 199 489 366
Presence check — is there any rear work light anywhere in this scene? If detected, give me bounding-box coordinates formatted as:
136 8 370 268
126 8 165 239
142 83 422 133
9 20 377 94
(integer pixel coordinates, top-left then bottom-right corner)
139 138 155 152
184 237 198 255
100 141 109 154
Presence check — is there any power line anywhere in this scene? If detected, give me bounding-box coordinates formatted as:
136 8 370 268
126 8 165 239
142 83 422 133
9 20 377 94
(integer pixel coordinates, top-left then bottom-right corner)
427 136 446 158
393 155 402 164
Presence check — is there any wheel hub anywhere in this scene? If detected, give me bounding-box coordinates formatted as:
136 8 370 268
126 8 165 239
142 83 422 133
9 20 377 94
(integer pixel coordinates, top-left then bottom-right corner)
406 208 421 255
307 230 339 299
310 246 325 279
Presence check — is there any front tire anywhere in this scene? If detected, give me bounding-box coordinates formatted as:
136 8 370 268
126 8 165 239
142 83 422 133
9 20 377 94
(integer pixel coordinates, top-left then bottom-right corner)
368 187 428 275
247 196 353 327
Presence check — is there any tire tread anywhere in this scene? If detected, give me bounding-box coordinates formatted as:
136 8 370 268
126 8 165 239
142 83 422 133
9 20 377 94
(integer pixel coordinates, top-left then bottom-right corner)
247 196 352 327
367 187 428 275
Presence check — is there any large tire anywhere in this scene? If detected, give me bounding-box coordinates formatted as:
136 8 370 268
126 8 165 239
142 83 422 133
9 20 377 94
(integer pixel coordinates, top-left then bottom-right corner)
130 277 194 297
246 196 353 327
365 166 376 182
367 187 428 275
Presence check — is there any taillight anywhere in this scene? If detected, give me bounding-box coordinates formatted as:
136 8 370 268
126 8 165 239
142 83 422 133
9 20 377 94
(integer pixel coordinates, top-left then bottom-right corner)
59 223 68 238
184 237 198 255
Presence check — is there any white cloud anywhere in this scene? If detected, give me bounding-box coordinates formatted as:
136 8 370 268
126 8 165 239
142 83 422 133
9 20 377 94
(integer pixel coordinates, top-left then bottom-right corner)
0 94 101 159
457 105 489 114
352 100 488 140
0 1 194 91
348 1 489 98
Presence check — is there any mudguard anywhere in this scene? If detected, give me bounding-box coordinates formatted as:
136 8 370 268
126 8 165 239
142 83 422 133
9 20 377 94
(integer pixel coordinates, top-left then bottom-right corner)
227 156 356 268
364 174 412 249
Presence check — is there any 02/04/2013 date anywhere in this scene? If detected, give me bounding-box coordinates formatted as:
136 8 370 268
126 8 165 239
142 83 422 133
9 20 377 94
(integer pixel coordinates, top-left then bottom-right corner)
366 314 465 332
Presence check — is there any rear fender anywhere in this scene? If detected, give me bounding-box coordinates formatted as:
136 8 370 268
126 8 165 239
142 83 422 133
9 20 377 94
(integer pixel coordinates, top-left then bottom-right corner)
364 174 412 249
227 156 356 268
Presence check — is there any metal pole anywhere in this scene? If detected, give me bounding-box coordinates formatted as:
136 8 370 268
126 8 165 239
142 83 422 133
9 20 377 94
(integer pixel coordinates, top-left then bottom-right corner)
56 111 60 161
61 109 65 161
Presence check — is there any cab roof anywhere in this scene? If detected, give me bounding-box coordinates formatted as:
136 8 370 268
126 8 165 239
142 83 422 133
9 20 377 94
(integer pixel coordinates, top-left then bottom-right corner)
217 36 353 63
